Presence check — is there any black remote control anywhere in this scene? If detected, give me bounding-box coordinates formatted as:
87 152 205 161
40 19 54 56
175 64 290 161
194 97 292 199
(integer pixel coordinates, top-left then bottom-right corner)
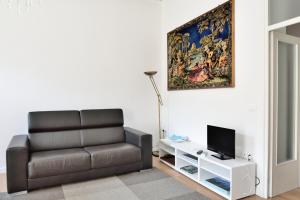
197 150 203 155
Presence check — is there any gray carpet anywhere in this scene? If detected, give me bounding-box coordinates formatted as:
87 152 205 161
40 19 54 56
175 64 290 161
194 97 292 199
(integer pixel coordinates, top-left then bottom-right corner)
0 168 210 200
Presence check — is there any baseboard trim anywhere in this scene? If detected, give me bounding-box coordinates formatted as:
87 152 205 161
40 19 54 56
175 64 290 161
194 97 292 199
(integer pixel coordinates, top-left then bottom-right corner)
0 166 6 174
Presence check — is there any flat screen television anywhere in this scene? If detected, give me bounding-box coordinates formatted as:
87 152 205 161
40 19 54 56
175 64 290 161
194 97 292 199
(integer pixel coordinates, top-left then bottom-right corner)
207 125 235 160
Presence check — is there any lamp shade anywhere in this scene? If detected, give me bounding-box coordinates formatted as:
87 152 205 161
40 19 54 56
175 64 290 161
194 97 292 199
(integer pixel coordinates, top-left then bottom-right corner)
144 71 157 76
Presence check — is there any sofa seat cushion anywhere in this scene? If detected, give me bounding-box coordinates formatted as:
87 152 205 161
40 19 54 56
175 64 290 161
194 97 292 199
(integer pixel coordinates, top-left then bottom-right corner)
28 148 91 179
84 143 141 169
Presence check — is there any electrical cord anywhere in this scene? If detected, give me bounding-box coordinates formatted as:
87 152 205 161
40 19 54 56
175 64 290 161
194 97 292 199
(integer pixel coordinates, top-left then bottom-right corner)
255 176 261 187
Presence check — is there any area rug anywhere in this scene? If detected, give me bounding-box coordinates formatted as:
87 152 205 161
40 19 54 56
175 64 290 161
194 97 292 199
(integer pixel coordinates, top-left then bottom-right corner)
0 168 210 200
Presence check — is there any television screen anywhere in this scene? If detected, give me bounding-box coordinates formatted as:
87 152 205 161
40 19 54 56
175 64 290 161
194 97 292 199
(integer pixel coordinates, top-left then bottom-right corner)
207 125 235 160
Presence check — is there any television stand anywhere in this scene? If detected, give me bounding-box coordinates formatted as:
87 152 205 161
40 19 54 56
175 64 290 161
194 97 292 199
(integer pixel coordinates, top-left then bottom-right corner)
159 139 255 200
212 154 232 160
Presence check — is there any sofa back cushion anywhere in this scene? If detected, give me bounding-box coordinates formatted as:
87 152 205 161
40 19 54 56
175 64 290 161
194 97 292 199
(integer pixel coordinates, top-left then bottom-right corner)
80 109 125 146
28 111 82 151
28 109 125 151
80 109 124 129
29 130 82 152
81 127 125 146
28 111 81 133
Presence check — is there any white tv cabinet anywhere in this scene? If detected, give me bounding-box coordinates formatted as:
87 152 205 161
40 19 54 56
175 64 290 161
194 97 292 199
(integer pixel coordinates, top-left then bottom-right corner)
159 139 255 200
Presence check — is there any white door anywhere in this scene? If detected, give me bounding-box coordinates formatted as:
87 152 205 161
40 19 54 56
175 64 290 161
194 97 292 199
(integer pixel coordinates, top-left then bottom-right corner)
270 31 300 197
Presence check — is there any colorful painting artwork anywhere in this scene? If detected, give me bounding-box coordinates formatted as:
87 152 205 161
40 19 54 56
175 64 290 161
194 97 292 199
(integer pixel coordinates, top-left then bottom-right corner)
167 0 234 90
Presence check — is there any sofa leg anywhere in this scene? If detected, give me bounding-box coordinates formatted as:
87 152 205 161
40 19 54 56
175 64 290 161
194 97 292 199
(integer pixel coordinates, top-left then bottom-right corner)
140 169 153 172
9 191 27 196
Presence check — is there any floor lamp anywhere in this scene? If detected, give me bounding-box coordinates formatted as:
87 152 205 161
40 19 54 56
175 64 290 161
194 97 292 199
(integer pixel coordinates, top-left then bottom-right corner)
144 71 163 157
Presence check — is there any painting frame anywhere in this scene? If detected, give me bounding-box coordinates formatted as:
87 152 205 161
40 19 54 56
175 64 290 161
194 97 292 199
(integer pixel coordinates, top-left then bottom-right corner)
167 0 235 91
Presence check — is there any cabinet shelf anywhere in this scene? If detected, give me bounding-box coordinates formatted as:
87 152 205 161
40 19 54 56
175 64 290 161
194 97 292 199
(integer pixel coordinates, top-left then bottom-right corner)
160 145 175 155
200 180 230 199
200 167 230 181
178 168 198 182
199 159 230 181
177 154 198 167
159 139 255 200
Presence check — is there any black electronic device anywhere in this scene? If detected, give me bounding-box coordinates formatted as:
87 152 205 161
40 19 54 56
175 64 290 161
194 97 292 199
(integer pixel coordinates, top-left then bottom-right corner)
183 153 198 161
197 150 203 155
207 125 235 160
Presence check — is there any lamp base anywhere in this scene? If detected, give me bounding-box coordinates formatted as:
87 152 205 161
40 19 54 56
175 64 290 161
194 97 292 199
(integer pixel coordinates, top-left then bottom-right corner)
152 150 159 157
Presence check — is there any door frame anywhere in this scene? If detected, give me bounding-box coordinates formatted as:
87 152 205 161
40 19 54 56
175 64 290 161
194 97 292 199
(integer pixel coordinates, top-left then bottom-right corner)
269 31 300 196
265 2 300 198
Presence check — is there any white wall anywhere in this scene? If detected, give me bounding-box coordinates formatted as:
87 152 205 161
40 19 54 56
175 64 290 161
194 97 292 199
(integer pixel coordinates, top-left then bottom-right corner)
0 0 162 171
0 0 269 197
269 0 300 25
161 0 267 197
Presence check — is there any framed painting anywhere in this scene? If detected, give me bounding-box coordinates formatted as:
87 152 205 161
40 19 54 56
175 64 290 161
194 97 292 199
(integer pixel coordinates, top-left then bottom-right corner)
167 0 235 90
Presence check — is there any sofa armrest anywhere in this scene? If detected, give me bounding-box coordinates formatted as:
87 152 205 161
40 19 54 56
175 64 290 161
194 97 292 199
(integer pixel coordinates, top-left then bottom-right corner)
6 135 29 193
124 127 152 170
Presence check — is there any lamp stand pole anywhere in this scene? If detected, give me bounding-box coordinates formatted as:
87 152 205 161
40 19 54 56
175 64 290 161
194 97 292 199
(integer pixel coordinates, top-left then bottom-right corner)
158 98 161 140
152 98 162 157
144 71 163 157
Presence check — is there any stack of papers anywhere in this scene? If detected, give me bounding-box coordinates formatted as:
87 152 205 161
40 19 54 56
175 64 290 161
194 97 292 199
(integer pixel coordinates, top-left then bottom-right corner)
167 134 189 142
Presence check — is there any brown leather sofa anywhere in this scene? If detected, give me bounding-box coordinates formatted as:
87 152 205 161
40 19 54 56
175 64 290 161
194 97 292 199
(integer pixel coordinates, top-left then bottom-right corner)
6 109 152 194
